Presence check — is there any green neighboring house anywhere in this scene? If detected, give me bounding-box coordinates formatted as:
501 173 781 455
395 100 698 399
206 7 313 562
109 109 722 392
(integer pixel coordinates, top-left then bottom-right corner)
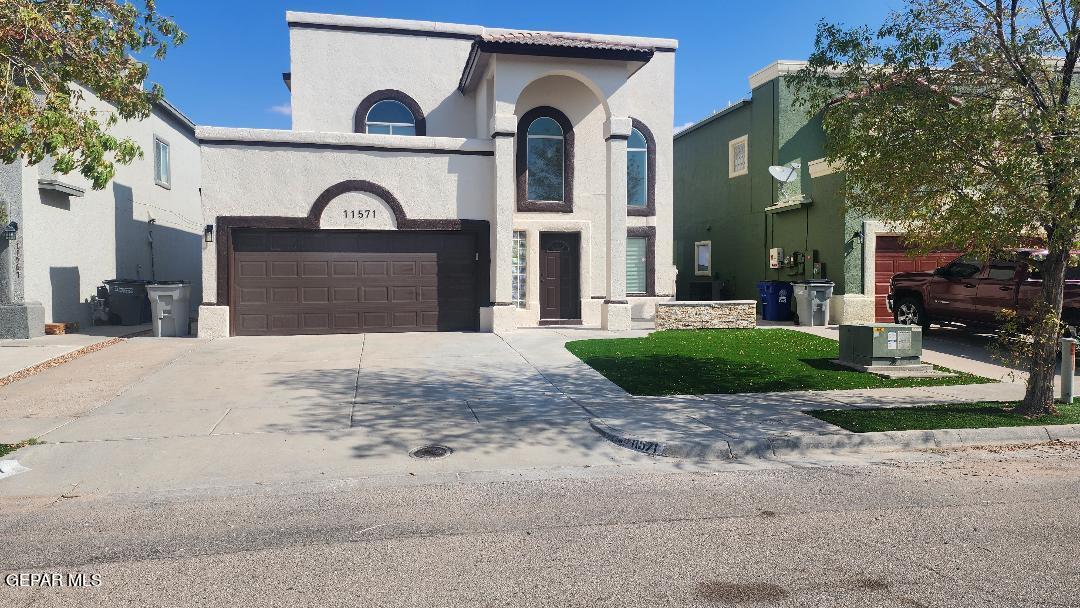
674 60 893 324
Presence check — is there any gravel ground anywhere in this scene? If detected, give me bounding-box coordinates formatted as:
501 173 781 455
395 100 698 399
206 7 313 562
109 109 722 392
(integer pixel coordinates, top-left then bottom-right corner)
2 442 1078 607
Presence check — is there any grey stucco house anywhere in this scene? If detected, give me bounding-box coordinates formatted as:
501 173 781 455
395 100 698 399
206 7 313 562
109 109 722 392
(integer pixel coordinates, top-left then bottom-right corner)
0 88 203 339
196 12 677 337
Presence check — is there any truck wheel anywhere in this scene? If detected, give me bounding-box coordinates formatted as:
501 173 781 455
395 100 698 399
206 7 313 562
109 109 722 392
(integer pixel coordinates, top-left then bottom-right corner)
894 297 929 329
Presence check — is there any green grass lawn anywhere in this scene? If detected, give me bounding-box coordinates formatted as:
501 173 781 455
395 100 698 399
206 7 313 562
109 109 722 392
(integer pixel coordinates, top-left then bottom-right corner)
564 328 991 396
809 402 1080 433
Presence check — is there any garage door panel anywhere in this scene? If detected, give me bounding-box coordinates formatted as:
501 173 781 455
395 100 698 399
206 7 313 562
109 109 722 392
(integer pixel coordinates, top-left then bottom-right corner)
302 261 329 277
270 261 298 278
362 287 389 302
333 287 359 303
270 314 300 331
238 288 267 304
332 261 358 277
238 261 267 278
231 230 479 335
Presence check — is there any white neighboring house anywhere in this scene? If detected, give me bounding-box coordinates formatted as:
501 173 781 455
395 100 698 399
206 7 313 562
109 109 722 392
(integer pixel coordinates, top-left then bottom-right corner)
196 12 677 337
0 87 202 339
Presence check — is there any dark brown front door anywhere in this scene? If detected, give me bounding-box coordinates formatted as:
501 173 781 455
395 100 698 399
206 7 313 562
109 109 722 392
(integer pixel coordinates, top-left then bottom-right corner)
539 233 580 321
539 250 562 319
230 230 478 335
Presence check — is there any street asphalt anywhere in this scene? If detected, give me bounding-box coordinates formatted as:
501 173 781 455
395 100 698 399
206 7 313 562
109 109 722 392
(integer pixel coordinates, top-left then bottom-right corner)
2 441 1078 607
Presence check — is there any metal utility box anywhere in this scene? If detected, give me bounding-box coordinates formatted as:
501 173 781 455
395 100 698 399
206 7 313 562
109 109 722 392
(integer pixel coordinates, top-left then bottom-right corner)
769 247 784 269
839 323 923 367
146 282 192 337
792 280 834 326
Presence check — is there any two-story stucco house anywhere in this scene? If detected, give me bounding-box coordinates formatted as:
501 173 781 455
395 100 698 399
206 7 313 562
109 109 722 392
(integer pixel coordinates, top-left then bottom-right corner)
196 12 677 337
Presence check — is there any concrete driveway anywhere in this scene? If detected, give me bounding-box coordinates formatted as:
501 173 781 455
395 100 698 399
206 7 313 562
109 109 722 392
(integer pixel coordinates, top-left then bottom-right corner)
0 329 669 497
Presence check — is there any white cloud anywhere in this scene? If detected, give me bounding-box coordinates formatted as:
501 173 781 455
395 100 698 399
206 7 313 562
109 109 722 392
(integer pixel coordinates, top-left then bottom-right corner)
674 121 694 134
268 103 292 116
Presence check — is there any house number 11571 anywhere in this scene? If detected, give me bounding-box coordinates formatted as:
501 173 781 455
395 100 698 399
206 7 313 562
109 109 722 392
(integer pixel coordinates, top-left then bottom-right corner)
344 209 376 219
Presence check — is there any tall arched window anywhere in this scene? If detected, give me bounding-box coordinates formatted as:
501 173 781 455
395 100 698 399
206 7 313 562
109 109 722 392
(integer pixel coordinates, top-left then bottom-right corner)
526 117 564 202
627 128 647 207
516 106 574 212
627 119 655 216
365 100 416 135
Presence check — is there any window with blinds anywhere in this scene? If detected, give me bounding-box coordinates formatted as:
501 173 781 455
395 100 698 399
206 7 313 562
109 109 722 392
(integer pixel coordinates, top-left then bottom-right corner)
626 237 647 295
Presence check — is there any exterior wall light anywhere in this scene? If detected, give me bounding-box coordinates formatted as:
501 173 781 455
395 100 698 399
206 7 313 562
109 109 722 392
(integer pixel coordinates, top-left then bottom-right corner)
204 224 214 243
1 221 18 240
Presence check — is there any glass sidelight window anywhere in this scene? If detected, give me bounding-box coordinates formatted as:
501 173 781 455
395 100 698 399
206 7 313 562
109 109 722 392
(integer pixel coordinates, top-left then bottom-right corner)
512 230 527 308
626 237 647 295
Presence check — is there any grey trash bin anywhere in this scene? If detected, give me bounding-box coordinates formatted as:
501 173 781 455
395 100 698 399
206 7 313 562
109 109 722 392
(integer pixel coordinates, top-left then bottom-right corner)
147 282 191 337
793 280 835 327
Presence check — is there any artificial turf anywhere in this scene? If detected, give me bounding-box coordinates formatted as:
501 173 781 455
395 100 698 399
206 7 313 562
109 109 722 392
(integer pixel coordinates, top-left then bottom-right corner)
808 401 1080 433
564 328 991 396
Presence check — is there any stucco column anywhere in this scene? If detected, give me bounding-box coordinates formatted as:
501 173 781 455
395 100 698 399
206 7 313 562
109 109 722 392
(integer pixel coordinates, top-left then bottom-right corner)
0 162 44 339
483 113 517 333
602 117 632 331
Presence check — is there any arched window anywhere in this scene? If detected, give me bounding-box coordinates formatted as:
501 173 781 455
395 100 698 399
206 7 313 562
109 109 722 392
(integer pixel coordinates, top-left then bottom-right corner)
627 119 655 216
365 100 416 135
526 117 564 202
627 128 648 207
516 106 574 212
353 90 426 135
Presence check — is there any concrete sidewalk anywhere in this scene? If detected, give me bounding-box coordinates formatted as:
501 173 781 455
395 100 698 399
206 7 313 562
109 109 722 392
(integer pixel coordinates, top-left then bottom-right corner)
0 324 151 380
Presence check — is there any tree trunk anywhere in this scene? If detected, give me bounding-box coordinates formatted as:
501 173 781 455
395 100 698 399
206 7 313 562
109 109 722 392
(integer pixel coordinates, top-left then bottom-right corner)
1018 243 1068 417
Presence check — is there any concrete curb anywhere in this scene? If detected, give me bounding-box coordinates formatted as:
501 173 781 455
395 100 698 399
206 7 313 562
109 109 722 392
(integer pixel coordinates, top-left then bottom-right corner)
590 417 1080 460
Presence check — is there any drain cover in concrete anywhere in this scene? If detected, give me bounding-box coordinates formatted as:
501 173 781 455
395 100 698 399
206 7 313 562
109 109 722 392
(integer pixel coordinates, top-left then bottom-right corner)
409 445 453 459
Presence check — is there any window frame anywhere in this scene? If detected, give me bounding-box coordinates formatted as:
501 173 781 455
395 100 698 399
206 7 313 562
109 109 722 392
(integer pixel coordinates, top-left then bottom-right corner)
729 134 749 178
353 89 427 136
153 135 171 189
364 99 417 136
526 117 565 203
627 119 656 216
626 226 656 296
694 241 712 277
516 106 574 213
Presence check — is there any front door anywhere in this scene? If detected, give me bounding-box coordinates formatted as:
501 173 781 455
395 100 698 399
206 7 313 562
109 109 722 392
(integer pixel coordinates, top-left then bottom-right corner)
539 232 580 322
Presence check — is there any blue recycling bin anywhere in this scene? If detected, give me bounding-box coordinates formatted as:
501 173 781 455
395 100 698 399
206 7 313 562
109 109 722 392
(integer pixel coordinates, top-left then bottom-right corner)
757 280 793 322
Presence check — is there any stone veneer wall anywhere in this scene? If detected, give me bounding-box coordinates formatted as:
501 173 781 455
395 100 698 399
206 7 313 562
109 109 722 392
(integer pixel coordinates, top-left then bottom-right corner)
655 300 757 330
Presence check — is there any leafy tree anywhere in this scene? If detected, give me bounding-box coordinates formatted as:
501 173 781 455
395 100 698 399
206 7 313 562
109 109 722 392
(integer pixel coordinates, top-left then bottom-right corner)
0 0 184 190
790 0 1080 416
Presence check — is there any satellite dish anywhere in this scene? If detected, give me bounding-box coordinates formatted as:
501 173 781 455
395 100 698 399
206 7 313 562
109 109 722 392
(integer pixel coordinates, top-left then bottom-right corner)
768 162 801 183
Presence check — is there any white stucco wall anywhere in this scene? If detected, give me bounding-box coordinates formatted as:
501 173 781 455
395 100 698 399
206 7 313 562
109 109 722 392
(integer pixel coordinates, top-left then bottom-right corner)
20 88 202 327
197 130 494 304
289 26 478 137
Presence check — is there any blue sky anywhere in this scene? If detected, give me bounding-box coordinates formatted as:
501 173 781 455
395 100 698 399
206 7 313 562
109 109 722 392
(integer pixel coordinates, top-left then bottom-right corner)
150 0 901 131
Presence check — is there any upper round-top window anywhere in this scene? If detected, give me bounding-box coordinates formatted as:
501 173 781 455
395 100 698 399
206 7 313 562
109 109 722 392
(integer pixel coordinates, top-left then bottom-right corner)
366 100 417 135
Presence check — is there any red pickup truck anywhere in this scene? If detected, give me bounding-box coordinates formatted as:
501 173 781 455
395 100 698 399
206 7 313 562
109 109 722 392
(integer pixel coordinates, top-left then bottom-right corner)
887 250 1080 332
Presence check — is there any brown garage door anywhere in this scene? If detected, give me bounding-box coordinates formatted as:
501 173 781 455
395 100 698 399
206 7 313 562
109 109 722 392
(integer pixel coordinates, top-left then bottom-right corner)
875 235 958 322
231 230 478 335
